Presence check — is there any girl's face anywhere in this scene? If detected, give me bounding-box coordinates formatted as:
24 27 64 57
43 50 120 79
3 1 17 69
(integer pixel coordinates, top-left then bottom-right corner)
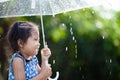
22 27 40 57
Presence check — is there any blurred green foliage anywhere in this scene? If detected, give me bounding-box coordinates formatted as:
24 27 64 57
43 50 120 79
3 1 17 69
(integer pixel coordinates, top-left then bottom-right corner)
0 8 120 80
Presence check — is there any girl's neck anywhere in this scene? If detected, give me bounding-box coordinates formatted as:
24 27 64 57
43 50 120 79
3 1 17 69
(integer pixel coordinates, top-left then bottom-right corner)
18 51 31 61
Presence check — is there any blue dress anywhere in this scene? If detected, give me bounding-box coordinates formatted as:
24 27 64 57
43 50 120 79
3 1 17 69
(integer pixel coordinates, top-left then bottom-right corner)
8 53 39 80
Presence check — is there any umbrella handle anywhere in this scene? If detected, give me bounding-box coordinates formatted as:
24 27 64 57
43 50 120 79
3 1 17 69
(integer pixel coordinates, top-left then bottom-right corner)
45 60 59 80
44 43 59 80
48 71 59 80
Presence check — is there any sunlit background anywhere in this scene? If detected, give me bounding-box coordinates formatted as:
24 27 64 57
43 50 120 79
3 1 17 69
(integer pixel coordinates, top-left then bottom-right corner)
0 0 120 80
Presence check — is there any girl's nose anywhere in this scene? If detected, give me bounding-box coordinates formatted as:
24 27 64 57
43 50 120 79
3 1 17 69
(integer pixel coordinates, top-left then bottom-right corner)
37 42 40 49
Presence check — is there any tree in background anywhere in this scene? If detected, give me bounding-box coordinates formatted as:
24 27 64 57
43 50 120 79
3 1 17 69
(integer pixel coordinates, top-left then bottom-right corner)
0 8 120 80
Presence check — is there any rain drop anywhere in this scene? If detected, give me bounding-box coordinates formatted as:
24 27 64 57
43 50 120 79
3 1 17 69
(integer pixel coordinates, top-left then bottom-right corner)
68 16 78 60
60 23 66 30
31 0 36 9
92 10 95 14
70 23 72 26
72 36 75 40
110 71 112 75
3 4 5 7
75 39 77 43
79 67 81 71
96 21 103 28
106 58 112 64
75 44 78 56
82 75 84 79
110 59 112 63
53 60 56 64
106 59 108 63
75 54 77 59
102 36 104 39
66 47 68 51
69 16 72 19
70 27 73 35
82 8 86 11
52 14 55 17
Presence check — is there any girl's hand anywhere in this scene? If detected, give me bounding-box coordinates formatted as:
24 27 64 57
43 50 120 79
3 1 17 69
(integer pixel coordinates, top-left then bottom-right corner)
41 45 51 61
40 45 52 79
40 64 52 79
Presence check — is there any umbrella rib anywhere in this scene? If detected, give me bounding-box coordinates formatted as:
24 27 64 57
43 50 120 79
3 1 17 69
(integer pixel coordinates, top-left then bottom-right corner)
48 0 55 15
5 0 13 16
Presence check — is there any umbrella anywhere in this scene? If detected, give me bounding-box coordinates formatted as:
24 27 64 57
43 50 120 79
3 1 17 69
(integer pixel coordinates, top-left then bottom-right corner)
0 0 105 80
0 0 9 2
0 0 105 46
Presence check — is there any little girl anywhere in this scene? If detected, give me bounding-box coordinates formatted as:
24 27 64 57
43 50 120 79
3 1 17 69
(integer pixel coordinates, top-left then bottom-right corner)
7 21 52 80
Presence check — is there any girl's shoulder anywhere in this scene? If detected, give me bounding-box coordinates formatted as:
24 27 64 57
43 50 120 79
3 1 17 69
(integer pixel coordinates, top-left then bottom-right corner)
10 53 26 65
11 53 25 60
10 53 39 65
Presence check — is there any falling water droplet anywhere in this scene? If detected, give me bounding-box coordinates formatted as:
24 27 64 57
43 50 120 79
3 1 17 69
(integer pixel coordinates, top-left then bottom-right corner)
70 27 73 35
110 59 112 63
106 58 112 64
96 21 103 28
62 23 65 26
92 10 95 14
106 59 107 63
70 23 72 26
102 36 105 39
53 60 56 64
110 71 112 75
75 54 77 59
79 67 81 71
75 40 77 43
82 8 86 11
75 45 78 58
82 75 84 79
52 14 55 17
3 4 5 8
31 0 36 9
72 36 75 40
66 47 68 51
68 16 78 60
69 16 72 19
60 23 66 30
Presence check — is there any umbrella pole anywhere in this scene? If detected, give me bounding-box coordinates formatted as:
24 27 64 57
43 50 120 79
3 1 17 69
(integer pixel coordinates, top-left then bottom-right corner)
40 15 46 47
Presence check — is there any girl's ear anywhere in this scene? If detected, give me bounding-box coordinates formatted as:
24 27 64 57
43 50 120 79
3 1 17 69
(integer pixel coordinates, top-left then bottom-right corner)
17 39 24 48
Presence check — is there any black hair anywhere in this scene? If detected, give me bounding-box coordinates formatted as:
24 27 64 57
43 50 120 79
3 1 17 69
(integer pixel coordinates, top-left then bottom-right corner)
7 21 38 53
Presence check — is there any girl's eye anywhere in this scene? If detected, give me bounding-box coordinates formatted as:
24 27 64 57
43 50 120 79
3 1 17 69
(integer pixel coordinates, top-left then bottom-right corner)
34 38 38 41
34 38 39 41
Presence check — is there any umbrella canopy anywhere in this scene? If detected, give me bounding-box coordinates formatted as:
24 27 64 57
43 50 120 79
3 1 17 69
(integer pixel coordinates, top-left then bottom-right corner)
0 0 105 18
0 0 9 3
0 0 106 46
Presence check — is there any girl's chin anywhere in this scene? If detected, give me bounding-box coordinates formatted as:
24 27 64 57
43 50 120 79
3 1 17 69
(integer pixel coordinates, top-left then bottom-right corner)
35 52 38 55
35 50 39 55
30 52 37 56
31 50 39 56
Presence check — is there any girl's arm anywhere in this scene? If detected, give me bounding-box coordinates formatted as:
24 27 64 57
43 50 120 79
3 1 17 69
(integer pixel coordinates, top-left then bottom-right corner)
31 62 52 80
12 57 26 80
12 46 52 80
31 46 52 80
13 58 52 80
37 64 41 74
